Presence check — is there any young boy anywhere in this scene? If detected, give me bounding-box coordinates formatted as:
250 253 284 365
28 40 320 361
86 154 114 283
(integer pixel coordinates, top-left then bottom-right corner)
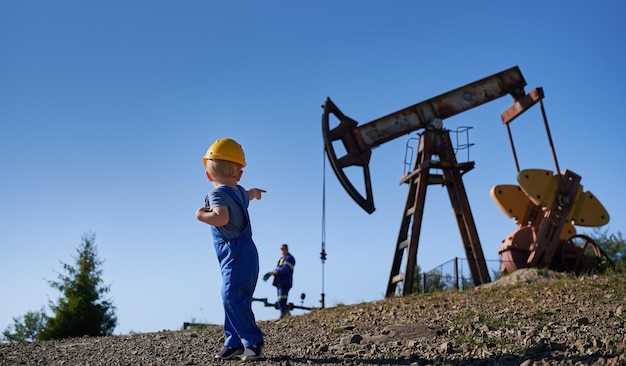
195 138 266 361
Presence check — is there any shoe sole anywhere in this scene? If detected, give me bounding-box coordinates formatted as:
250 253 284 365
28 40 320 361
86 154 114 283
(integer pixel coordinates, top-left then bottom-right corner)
215 355 241 360
214 351 243 360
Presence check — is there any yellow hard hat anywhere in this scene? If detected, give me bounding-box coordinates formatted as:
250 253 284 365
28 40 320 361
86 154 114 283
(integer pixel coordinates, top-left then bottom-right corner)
203 138 246 167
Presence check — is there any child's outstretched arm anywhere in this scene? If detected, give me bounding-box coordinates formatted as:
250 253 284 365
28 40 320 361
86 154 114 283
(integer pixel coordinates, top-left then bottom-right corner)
248 188 266 201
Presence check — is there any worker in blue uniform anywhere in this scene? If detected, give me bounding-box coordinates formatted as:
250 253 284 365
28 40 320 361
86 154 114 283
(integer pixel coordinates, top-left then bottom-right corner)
263 244 296 318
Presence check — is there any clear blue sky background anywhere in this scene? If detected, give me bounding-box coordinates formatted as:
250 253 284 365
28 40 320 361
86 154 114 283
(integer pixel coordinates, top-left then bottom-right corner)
1 1 624 336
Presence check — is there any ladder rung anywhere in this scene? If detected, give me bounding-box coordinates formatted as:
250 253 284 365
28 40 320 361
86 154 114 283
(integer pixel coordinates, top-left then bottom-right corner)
397 239 409 250
406 206 416 216
391 273 405 284
400 170 419 184
399 160 432 184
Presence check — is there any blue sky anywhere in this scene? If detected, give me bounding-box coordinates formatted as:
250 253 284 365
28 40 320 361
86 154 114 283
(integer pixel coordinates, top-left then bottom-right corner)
1 1 624 335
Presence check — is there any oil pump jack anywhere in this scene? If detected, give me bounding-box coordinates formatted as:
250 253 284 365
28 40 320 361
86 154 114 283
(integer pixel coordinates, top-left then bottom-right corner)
322 66 611 298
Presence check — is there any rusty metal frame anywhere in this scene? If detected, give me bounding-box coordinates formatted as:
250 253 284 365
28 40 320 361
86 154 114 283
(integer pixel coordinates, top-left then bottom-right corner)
321 66 534 295
322 66 527 214
387 129 490 296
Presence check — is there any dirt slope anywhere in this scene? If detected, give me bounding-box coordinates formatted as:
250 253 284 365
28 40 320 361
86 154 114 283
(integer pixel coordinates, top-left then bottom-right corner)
2 269 625 365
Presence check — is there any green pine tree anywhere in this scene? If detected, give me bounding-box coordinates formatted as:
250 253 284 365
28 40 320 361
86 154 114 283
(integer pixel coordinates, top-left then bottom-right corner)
2 308 46 343
38 232 117 340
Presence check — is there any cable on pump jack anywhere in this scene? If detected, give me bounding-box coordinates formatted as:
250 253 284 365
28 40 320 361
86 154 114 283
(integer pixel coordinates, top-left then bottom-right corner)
320 147 327 309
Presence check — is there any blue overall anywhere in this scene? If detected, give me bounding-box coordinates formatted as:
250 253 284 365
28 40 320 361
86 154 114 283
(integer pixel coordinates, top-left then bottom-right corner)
210 185 263 348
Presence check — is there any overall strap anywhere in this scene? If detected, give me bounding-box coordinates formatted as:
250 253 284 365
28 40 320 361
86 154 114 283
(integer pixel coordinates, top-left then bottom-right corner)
217 185 251 228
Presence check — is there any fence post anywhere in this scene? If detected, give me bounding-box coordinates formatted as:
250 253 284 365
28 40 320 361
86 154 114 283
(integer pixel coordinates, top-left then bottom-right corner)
454 257 459 290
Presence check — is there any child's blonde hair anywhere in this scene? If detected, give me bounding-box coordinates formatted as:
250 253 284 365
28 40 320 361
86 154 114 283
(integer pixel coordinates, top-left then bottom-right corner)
205 159 243 180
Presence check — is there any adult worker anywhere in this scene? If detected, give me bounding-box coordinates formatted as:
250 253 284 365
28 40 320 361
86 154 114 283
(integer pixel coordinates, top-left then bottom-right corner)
263 244 296 318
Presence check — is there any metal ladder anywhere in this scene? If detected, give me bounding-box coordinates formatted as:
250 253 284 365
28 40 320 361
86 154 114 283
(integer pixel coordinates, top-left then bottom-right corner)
386 128 491 297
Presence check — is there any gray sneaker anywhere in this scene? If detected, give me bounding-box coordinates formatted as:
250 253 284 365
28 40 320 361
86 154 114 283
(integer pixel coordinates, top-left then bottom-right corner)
240 343 263 361
214 346 243 360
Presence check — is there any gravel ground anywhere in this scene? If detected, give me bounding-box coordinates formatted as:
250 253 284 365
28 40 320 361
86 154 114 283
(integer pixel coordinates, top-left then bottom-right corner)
2 269 626 365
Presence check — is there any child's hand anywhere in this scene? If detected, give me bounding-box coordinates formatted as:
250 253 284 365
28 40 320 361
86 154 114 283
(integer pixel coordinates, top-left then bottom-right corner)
248 188 266 200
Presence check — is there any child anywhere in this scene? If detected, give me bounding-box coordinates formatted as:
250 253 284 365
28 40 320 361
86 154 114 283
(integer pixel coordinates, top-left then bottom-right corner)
195 138 266 361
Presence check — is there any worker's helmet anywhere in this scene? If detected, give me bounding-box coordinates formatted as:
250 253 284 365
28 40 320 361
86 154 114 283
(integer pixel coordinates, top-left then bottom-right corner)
203 138 246 168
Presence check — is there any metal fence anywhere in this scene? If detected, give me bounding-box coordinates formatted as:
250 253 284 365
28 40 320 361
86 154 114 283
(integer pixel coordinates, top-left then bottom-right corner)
420 257 503 293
